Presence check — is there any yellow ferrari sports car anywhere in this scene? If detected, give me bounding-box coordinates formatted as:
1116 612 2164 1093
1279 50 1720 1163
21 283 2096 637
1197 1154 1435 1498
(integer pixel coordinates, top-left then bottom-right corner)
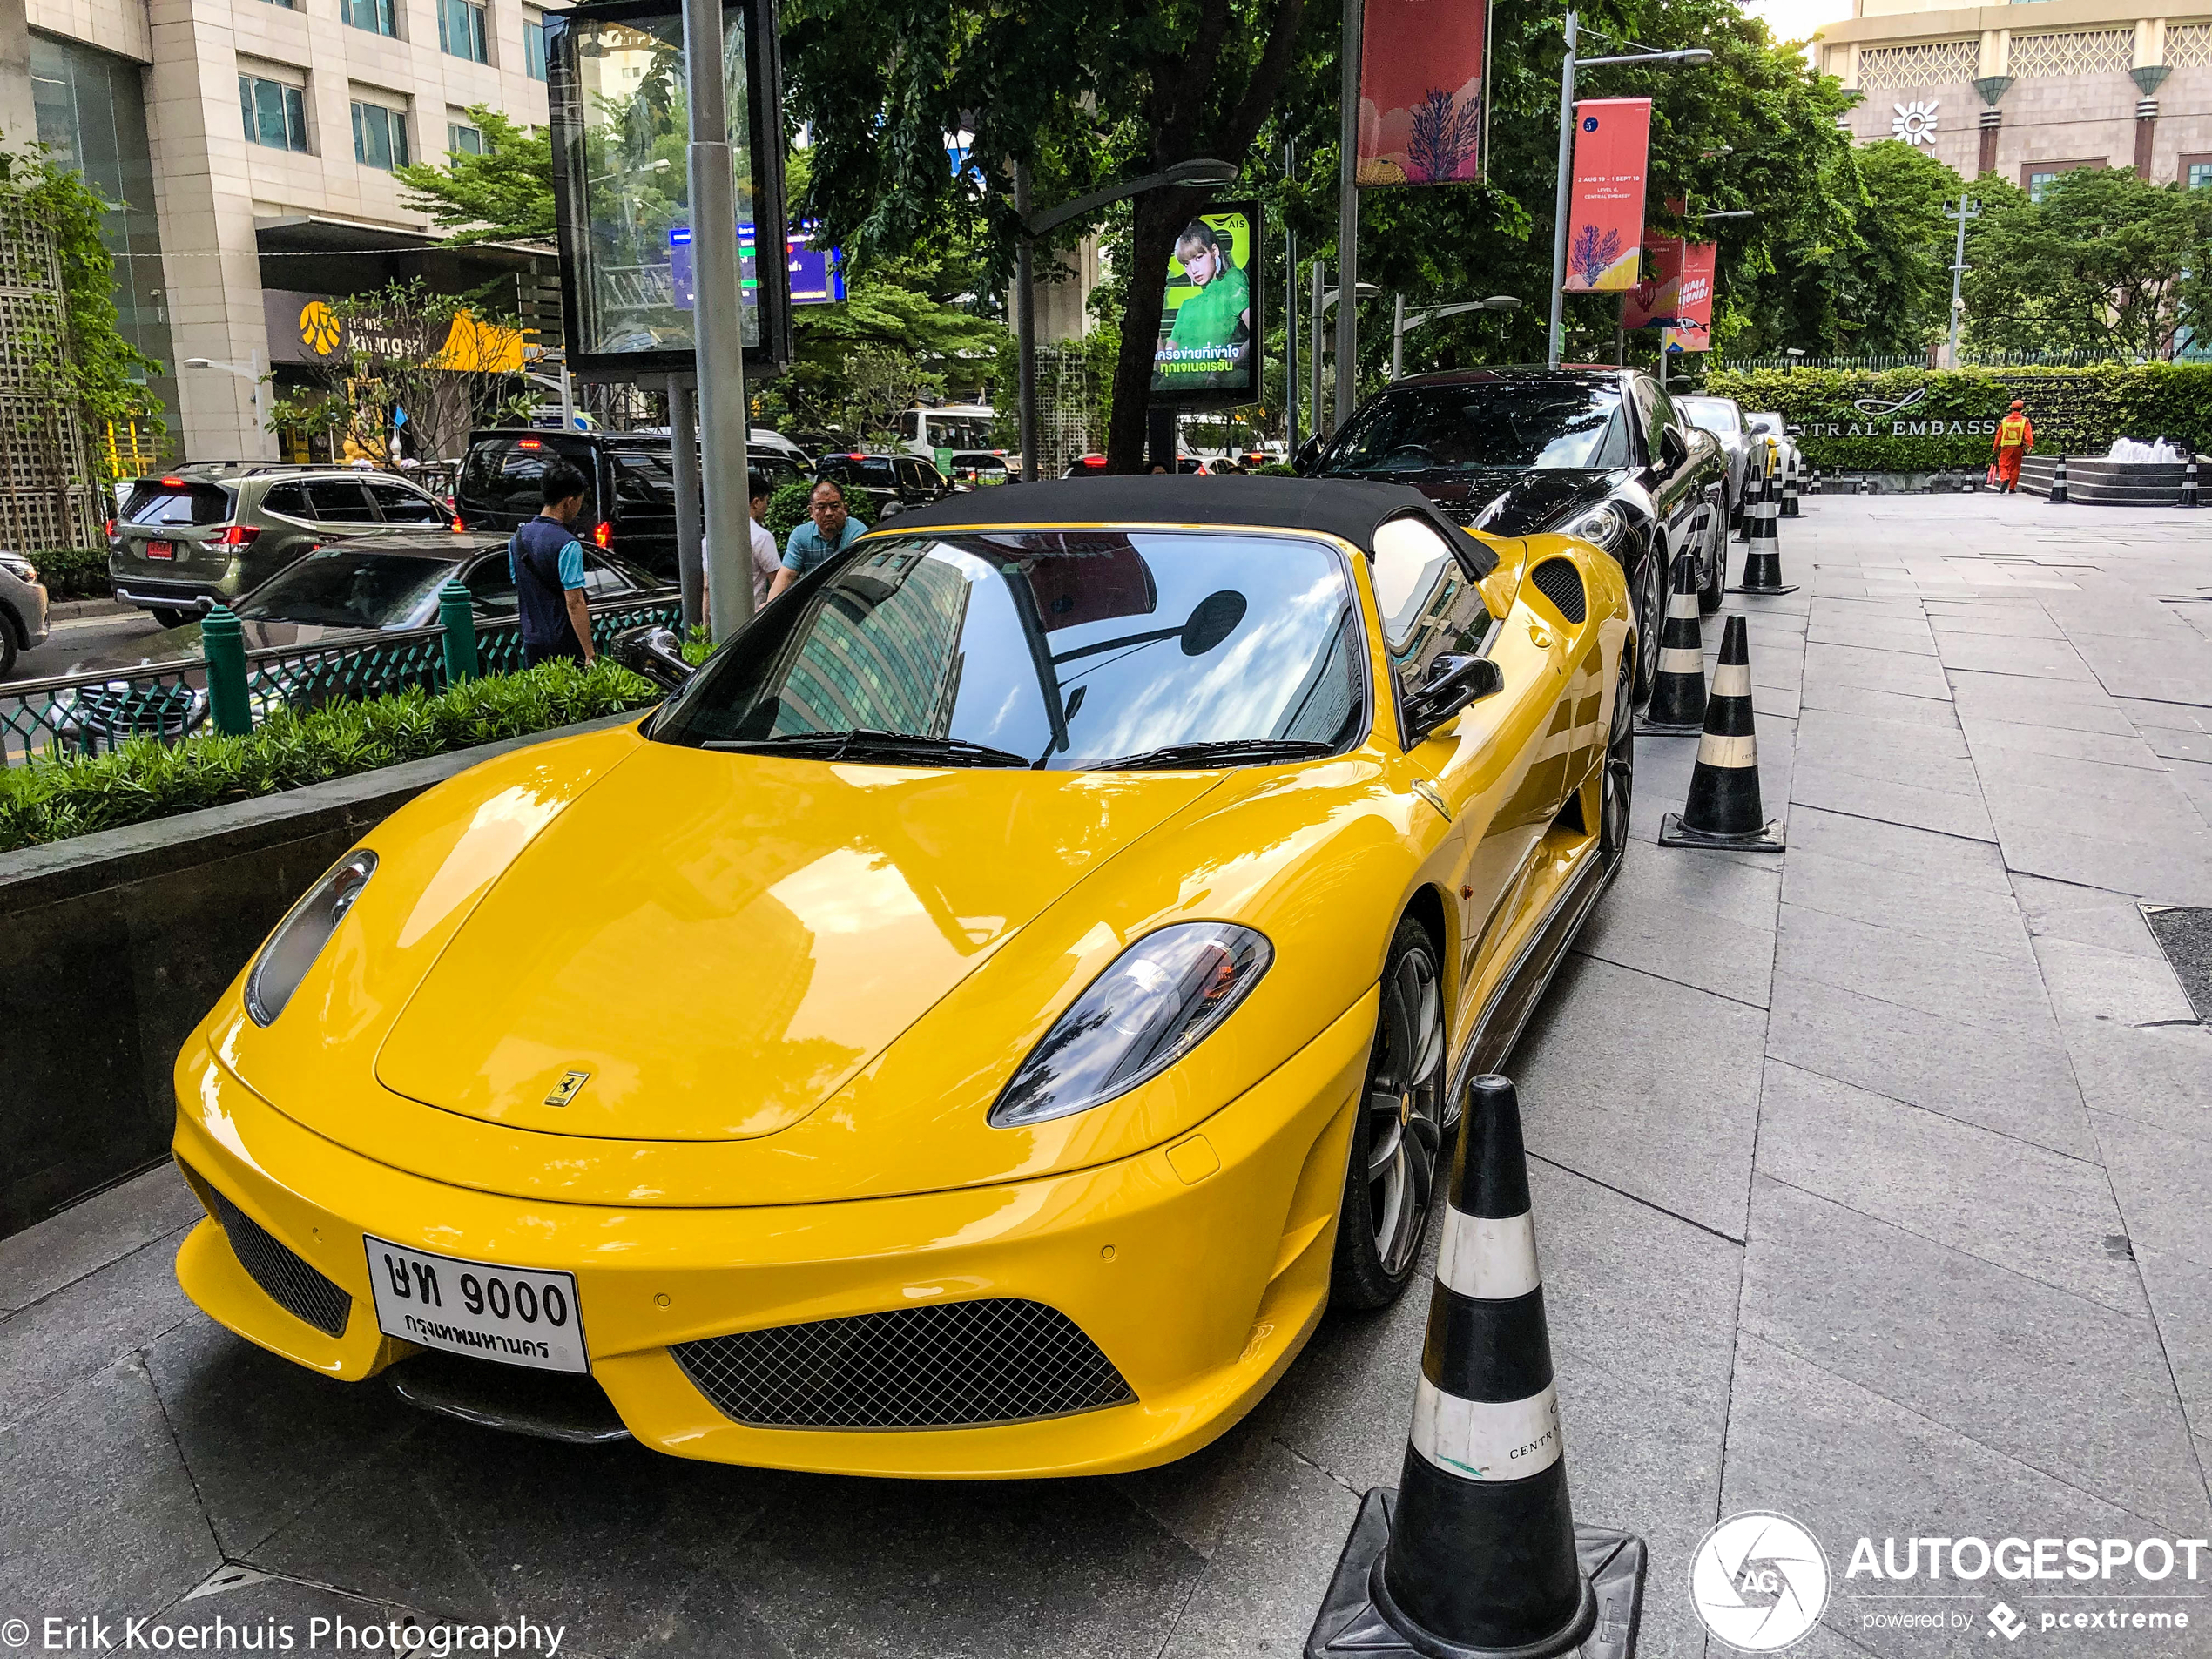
171 475 1635 1478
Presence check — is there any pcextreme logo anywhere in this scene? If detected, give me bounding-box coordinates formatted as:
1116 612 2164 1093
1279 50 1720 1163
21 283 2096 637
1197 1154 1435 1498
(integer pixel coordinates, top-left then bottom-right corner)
1689 1512 1831 1651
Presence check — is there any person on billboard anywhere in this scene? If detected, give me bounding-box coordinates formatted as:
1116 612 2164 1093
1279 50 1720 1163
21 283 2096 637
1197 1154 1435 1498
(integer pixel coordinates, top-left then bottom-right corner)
1167 222 1251 360
1991 399 2034 493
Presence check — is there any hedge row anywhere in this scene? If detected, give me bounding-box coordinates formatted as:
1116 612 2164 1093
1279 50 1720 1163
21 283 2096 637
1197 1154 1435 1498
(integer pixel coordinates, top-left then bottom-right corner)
27 547 108 601
0 657 659 853
1705 364 2212 472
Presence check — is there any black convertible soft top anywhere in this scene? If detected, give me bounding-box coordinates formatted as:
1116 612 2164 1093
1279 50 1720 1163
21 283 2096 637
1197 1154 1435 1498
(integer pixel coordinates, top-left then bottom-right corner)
860 474 1499 577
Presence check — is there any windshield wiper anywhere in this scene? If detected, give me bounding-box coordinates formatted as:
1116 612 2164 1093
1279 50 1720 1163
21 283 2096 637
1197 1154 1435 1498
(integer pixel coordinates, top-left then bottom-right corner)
701 728 1031 767
1089 738 1338 772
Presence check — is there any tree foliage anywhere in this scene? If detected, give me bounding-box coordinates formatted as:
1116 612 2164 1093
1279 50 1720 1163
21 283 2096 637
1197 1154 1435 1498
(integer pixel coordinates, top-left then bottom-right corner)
395 106 557 244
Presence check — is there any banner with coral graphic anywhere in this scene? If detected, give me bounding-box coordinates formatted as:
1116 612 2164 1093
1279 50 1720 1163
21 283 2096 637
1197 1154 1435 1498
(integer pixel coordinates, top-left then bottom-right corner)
1356 0 1487 187
1561 98 1650 292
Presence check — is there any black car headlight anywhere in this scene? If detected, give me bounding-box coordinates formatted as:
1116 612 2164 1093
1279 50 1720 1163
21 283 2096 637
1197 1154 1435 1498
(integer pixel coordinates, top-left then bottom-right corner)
988 923 1273 1128
1561 503 1629 550
246 850 377 1026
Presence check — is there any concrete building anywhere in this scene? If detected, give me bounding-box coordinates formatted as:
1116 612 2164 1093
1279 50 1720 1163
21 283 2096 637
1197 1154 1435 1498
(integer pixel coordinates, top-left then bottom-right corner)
10 0 560 462
1822 0 2212 197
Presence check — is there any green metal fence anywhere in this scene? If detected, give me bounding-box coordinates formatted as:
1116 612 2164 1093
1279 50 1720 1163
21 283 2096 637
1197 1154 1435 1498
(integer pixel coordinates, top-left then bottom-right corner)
2 595 681 768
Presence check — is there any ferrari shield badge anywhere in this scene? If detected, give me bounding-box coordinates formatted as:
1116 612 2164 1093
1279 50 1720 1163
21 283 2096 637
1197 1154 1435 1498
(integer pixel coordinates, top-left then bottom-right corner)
543 1069 591 1108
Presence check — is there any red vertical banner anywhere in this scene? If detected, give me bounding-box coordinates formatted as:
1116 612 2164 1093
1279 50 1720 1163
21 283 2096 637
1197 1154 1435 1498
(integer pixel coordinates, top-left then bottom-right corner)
1664 241 1717 352
1357 0 1488 186
1561 98 1650 292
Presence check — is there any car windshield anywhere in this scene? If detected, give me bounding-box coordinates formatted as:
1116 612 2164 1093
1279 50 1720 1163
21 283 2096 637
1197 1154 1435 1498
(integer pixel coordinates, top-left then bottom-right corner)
1320 381 1630 475
821 457 899 487
236 548 455 628
1677 398 1742 436
925 417 995 450
652 530 1366 768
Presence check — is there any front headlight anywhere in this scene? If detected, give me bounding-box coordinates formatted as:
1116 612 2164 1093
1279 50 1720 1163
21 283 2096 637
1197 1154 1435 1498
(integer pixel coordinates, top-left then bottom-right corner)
988 922 1273 1128
0 551 37 582
246 850 377 1026
1561 503 1628 550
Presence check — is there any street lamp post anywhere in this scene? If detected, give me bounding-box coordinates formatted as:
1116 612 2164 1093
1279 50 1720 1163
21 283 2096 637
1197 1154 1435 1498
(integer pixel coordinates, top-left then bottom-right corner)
1391 296 1522 379
1312 280 1378 435
1015 157 1239 478
1944 194 1980 367
182 351 264 448
1546 11 1711 368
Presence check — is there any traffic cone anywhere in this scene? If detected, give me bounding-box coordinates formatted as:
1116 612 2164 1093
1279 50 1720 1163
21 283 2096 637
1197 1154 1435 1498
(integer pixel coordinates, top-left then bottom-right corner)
1733 466 1761 540
1779 461 1801 518
1639 550 1706 734
2047 455 2068 504
1660 615 1784 852
1305 1075 1648 1659
1856 473 1872 496
2182 456 2200 509
1728 462 1797 597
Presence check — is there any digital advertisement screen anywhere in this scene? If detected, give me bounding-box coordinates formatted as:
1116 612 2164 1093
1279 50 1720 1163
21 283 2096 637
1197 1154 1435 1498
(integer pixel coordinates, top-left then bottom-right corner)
1151 201 1264 408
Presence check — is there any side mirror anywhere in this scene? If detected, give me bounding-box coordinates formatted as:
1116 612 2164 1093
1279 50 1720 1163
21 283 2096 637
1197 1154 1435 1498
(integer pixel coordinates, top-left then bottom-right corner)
1660 425 1689 470
1294 436 1325 476
612 624 693 693
1403 652 1504 744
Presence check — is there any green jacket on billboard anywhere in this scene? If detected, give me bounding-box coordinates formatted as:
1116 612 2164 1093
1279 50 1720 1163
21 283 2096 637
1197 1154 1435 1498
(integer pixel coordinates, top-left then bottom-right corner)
1169 264 1251 352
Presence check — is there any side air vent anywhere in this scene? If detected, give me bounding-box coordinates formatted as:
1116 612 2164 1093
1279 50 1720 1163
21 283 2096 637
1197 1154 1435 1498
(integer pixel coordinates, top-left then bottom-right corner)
184 1163 354 1339
1527 558 1588 624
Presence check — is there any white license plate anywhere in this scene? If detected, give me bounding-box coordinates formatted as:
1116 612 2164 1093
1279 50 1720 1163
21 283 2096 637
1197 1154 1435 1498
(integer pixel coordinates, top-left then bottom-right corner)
365 1236 589 1373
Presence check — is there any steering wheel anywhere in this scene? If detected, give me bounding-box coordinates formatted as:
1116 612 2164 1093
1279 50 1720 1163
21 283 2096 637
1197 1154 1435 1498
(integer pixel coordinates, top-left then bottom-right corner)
1380 443 1437 468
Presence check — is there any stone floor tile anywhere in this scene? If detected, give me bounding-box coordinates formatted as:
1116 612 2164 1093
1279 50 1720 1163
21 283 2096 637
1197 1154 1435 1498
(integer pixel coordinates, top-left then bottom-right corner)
1804 642 1954 703
1788 765 1995 842
0 1224 199 1431
1797 705 1972 764
0 1163 200 1316
1798 678 1966 730
2088 1111 2212 1276
2031 934 2197 1027
1927 608 2067 639
1960 716 2168 771
1987 821 2212 907
1935 633 2096 681
1775 903 2050 1028
1786 805 2011 890
1948 672 2139 736
1779 846 2030 953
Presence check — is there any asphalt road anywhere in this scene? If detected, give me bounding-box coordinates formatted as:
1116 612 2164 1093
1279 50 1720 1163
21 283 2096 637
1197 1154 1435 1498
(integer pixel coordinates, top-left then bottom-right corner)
8 607 165 682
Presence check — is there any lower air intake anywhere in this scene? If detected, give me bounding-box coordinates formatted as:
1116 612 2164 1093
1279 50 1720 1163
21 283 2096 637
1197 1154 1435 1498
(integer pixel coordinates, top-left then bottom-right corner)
672 1298 1135 1430
1528 557 1588 624
188 1165 354 1339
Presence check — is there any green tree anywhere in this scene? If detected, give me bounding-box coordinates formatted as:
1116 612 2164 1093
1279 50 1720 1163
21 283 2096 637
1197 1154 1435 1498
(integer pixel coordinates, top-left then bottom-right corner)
395 106 556 243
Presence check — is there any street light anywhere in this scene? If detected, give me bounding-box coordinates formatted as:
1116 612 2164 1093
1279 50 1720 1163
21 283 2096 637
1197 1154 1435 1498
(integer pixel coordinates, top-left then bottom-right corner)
1391 295 1522 379
1701 208 1753 219
182 352 264 435
1309 279 1379 438
1015 156 1240 479
1548 13 1713 367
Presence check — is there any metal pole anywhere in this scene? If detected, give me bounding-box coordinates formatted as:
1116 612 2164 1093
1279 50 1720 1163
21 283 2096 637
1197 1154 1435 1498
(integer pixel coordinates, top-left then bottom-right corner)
1945 195 1977 368
1392 292 1405 381
671 380 704 631
1335 0 1363 429
685 0 751 640
1015 161 1040 481
1615 293 1625 366
1548 7 1578 368
1310 261 1325 443
1284 143 1298 458
558 364 576 433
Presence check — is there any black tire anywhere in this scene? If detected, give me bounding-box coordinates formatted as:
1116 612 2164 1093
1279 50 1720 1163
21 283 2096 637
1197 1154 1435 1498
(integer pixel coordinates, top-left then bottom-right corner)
1331 916 1448 1311
1699 503 1725 616
151 607 192 628
0 618 17 679
1629 547 1663 705
1601 642 1635 867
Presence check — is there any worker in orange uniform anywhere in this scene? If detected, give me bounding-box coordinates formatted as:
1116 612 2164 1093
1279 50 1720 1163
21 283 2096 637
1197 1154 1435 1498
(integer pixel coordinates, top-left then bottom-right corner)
1993 399 2034 493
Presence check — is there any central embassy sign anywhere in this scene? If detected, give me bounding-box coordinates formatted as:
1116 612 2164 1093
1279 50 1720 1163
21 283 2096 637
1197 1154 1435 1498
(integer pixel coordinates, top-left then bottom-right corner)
1791 384 2004 440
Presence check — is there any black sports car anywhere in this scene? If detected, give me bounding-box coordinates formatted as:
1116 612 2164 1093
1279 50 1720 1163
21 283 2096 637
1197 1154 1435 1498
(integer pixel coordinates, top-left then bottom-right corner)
1298 368 1730 698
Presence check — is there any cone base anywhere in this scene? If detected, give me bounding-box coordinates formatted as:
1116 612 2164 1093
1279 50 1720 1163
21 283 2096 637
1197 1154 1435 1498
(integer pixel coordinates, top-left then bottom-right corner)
1306 1490 1644 1659
1659 810 1784 853
1723 583 1799 596
1635 714 1704 736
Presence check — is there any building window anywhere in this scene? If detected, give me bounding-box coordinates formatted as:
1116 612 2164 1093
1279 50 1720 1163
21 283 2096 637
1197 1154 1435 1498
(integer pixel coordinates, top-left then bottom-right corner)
2184 157 2212 191
2021 159 2101 204
437 0 489 63
524 14 547 79
351 100 409 169
448 121 482 156
341 0 396 36
239 75 309 152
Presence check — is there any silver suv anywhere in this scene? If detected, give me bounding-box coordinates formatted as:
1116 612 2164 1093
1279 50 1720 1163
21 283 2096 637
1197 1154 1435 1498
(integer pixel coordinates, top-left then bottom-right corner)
108 462 455 624
0 549 51 678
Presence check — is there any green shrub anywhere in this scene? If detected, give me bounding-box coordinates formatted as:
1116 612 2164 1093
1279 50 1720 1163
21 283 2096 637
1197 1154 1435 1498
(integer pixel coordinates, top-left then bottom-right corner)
765 478 814 540
29 546 108 600
0 657 660 853
1256 462 1298 476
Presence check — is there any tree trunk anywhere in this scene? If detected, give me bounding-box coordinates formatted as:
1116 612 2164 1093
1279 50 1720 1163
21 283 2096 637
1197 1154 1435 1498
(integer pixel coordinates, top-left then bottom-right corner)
1104 188 1204 472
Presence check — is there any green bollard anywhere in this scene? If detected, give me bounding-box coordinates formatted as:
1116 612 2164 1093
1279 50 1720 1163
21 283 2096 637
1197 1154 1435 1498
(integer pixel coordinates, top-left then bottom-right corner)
438 579 478 684
201 604 252 737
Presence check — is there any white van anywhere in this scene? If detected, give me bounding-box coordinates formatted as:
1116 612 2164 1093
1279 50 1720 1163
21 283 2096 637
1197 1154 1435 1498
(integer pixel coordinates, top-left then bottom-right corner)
894 405 1001 472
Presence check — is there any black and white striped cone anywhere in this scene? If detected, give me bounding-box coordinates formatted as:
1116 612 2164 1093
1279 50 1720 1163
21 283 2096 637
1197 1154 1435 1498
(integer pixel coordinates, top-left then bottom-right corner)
1638 551 1706 733
1856 473 1872 496
1305 1075 1647 1659
2047 455 2068 504
1659 615 1784 853
1732 466 1760 540
2182 456 2200 509
1779 459 1800 517
1728 466 1797 597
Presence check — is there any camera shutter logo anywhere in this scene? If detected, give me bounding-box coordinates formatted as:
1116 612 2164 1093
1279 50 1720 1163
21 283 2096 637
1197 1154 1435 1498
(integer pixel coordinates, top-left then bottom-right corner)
1689 1512 1831 1651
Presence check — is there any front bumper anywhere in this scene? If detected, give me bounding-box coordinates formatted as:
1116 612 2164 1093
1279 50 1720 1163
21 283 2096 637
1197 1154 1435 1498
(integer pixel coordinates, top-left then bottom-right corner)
172 989 1372 1478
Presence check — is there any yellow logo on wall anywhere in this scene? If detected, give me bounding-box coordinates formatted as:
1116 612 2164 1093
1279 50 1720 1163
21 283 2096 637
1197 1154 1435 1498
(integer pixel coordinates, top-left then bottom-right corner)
300 300 341 354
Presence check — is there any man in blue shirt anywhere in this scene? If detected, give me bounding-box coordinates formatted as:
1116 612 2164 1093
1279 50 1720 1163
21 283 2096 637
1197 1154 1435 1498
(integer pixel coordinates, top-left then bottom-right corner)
510 459 597 666
767 479 868 600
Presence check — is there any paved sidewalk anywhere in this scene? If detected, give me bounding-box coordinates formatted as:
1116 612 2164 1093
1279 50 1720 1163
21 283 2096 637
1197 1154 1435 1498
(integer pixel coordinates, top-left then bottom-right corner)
3 494 2208 1657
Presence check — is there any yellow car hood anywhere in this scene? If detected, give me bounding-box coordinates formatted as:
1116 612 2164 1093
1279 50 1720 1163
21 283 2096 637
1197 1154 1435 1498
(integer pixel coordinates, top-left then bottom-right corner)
373 739 1221 1142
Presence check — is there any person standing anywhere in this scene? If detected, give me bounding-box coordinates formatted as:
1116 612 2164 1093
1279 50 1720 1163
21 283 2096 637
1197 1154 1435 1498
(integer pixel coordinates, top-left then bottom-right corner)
1993 399 2035 494
748 471 782 609
510 458 597 666
767 479 868 600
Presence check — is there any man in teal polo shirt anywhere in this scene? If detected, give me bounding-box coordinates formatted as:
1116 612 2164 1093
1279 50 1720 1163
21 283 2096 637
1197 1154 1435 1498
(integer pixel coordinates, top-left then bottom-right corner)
767 479 869 600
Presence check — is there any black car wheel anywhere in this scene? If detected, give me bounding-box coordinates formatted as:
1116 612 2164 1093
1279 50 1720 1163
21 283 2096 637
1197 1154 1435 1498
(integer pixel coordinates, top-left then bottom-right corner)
1331 917 1447 1311
1700 501 1725 615
151 607 192 628
1601 642 1635 867
1631 549 1663 705
0 618 17 679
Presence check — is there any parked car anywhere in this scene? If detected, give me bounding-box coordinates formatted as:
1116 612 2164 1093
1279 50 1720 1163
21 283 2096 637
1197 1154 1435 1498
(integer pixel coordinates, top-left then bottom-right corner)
750 428 814 473
108 463 457 626
946 453 1011 488
0 549 51 679
813 451 954 522
1062 454 1213 476
455 430 684 582
57 536 672 744
1674 394 1753 532
171 475 1636 1473
1298 367 1731 681
1744 412 1803 489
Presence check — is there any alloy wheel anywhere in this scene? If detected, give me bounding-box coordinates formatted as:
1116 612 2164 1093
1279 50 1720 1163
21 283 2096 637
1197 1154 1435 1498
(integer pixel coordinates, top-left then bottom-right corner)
1363 943 1446 1277
1601 644 1635 867
1634 553 1663 703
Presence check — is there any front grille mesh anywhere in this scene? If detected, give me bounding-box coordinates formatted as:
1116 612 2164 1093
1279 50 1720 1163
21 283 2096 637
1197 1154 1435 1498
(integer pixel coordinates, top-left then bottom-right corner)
673 1298 1135 1431
191 1168 354 1339
1528 557 1588 624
